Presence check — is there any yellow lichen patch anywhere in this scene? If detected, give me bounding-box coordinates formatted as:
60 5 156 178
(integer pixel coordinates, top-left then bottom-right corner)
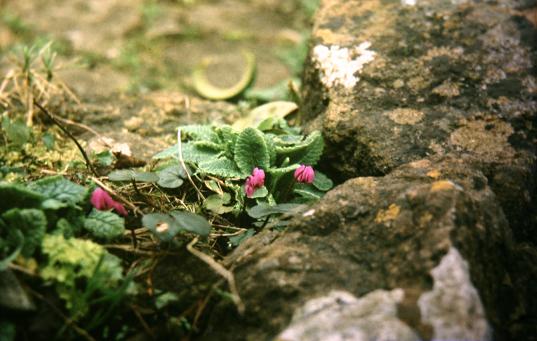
427 169 441 178
419 212 433 227
431 180 456 192
409 159 431 169
387 108 424 125
315 29 355 45
375 203 400 223
349 177 377 190
432 80 460 98
450 118 515 161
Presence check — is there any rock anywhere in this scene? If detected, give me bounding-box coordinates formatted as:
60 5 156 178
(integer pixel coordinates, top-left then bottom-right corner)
202 156 525 340
277 290 420 341
301 0 537 243
418 247 490 341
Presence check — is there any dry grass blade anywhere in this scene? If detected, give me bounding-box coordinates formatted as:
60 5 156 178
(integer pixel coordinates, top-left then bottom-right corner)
178 128 205 200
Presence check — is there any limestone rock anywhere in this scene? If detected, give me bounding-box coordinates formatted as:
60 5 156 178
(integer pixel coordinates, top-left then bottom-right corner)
418 247 490 341
301 0 537 242
202 157 522 340
277 290 420 341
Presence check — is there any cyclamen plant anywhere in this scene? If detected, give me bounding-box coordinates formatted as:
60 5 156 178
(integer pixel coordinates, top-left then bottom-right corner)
153 119 334 219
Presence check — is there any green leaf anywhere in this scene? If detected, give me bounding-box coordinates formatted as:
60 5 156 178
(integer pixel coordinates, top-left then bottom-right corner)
264 134 277 165
84 209 125 240
234 127 270 175
300 131 324 165
216 125 238 159
29 176 87 208
108 170 159 183
56 218 75 238
41 198 68 210
157 166 185 189
94 150 115 167
197 158 244 178
153 144 178 160
143 211 211 240
182 143 223 163
155 292 180 309
179 124 218 141
193 140 225 151
2 116 30 145
312 171 333 191
41 235 124 318
142 213 177 242
204 193 234 214
0 229 23 271
228 228 255 247
246 203 305 219
169 211 211 237
250 186 268 199
273 134 303 146
2 208 47 257
293 186 323 201
266 164 300 176
153 142 223 163
274 131 324 165
0 183 44 213
42 132 55 150
204 179 222 194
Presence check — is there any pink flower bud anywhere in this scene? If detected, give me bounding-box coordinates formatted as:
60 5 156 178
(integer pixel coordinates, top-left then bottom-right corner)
294 165 315 184
244 167 265 198
245 178 255 198
250 167 265 187
90 188 128 216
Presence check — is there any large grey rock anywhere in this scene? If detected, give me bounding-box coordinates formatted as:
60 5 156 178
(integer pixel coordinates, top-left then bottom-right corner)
202 157 526 340
301 0 537 243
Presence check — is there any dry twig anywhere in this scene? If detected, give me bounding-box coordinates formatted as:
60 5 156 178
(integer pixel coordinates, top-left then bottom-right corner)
186 237 244 314
34 101 98 176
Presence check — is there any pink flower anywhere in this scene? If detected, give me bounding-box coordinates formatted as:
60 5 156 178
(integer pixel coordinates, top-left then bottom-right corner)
294 165 315 184
250 167 265 187
90 188 128 216
245 178 255 198
245 167 265 198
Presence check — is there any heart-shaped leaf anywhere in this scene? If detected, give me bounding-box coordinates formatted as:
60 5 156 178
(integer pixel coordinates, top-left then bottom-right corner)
157 166 185 189
143 211 211 240
234 128 270 175
84 209 125 240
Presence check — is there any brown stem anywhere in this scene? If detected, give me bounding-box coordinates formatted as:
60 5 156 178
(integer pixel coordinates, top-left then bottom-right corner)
33 100 98 177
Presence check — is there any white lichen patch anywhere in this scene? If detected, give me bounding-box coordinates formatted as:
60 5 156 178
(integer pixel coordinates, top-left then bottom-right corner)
418 247 491 341
277 289 420 341
313 42 376 89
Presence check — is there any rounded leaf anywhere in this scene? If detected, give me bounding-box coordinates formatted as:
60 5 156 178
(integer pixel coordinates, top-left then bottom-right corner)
234 128 270 175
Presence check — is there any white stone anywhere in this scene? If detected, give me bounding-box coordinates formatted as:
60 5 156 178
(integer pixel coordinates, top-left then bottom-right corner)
418 247 491 341
278 289 420 341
